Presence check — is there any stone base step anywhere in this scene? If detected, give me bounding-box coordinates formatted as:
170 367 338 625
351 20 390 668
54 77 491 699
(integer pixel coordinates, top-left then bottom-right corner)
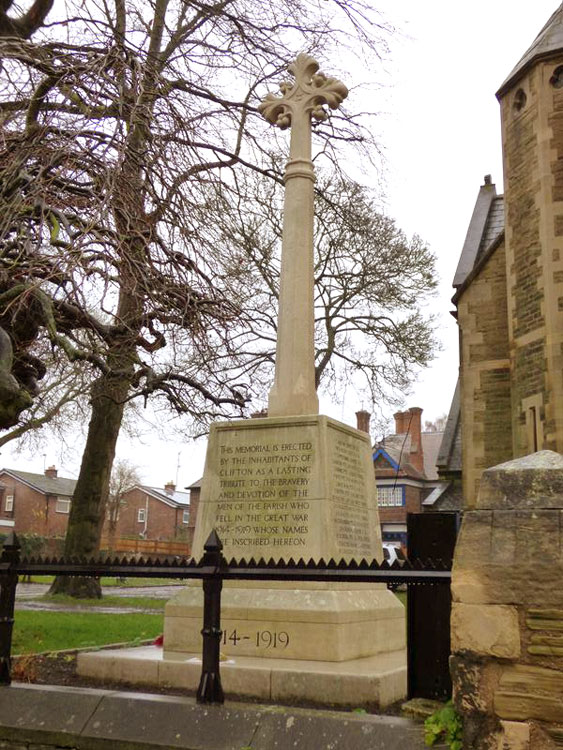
77 645 406 708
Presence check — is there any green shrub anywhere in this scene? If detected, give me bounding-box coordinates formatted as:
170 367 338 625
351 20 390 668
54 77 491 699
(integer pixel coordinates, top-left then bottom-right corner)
424 701 463 749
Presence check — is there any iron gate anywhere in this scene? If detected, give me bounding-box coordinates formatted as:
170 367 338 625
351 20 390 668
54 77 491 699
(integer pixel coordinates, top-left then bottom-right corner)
407 511 460 700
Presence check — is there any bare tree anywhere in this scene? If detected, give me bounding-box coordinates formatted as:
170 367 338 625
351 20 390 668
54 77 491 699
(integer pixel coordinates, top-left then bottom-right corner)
0 0 53 40
1 0 389 595
208 167 438 414
102 459 141 555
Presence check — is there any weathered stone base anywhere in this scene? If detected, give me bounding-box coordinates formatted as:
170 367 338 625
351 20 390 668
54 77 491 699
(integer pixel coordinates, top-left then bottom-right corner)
164 581 405 661
77 644 407 708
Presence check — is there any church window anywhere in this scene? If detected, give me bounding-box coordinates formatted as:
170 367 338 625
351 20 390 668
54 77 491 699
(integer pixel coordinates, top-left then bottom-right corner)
526 404 543 453
513 89 527 112
550 66 563 88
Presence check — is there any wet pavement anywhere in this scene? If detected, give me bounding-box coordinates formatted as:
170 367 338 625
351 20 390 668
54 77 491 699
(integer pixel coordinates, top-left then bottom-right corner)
15 582 185 614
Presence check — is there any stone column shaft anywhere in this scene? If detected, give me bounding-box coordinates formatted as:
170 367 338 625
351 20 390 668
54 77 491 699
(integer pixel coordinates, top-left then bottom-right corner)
259 55 347 417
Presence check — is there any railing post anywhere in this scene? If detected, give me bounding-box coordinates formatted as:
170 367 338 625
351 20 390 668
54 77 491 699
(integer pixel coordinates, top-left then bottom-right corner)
0 532 20 685
196 530 225 704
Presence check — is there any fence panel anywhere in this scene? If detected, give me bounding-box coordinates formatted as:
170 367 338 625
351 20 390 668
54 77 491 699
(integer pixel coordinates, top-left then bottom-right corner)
99 537 191 557
1 529 452 702
407 511 459 700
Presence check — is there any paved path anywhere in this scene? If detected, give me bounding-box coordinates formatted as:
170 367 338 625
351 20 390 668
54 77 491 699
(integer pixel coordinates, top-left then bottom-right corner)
15 582 185 613
16 582 183 598
0 684 434 750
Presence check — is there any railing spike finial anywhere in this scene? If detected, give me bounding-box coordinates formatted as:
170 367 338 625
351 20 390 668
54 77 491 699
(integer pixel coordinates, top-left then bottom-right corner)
204 529 223 552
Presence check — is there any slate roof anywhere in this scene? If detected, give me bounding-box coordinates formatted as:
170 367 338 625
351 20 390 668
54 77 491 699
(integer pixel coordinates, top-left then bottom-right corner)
421 432 443 481
436 381 462 475
375 435 422 479
422 481 464 512
498 3 563 98
139 485 190 507
476 197 504 265
375 431 443 481
453 179 504 288
0 468 76 497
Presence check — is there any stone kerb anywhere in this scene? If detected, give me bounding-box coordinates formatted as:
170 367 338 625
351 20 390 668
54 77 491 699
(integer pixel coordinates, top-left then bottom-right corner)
451 450 563 749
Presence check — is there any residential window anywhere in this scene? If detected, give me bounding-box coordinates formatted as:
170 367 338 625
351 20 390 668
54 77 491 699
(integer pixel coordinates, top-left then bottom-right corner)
182 509 190 524
377 486 404 507
5 495 13 513
138 508 146 523
55 497 71 514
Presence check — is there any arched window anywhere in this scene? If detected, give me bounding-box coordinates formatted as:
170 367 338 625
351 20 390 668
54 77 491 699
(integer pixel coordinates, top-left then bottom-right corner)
550 66 563 88
513 88 527 112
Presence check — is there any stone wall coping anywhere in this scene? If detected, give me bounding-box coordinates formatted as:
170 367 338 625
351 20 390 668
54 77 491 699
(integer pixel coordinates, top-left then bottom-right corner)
0 683 434 750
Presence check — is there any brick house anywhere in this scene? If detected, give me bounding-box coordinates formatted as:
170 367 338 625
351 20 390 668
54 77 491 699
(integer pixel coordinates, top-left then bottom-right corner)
0 466 76 537
0 466 194 548
372 407 444 551
185 477 201 532
112 482 192 544
444 7 563 506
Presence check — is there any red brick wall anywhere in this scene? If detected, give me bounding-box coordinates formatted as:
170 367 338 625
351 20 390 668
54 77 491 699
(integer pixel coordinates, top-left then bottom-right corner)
110 487 189 541
188 487 200 531
0 473 70 536
377 484 422 525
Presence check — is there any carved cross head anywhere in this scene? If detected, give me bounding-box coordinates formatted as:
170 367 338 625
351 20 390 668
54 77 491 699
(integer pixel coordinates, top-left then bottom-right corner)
258 53 348 131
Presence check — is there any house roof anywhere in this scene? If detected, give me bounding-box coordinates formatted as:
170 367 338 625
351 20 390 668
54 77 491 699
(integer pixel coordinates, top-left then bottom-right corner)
0 468 76 497
422 481 464 512
138 485 190 507
374 431 443 481
497 3 563 98
421 432 443 481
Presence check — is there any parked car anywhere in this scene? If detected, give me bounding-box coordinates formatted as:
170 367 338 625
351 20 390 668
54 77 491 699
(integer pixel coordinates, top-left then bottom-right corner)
382 543 406 591
382 543 406 565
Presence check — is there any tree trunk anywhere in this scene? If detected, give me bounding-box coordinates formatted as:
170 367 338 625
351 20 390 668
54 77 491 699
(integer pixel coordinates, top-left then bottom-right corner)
49 369 130 598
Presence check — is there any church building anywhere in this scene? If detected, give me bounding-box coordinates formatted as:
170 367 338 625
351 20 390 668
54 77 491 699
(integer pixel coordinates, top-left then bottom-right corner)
445 4 563 506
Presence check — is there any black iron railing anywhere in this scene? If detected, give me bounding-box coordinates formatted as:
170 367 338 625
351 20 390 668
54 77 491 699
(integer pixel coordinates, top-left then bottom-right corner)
0 530 452 703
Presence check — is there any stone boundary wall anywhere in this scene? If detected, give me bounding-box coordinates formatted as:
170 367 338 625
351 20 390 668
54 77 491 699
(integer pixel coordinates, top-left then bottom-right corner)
451 451 563 749
0 683 431 750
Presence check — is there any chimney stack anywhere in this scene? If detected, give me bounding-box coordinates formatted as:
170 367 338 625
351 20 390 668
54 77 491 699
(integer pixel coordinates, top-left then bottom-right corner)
392 408 425 474
407 407 424 473
355 410 371 434
394 411 407 435
164 481 175 493
44 465 57 479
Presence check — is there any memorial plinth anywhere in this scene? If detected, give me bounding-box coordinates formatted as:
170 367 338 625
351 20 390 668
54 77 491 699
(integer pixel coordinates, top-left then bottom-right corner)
192 414 382 562
163 415 405 664
77 54 406 707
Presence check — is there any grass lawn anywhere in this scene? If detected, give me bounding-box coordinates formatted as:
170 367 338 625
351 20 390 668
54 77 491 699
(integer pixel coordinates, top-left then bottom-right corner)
395 591 407 607
23 575 184 587
12 610 164 654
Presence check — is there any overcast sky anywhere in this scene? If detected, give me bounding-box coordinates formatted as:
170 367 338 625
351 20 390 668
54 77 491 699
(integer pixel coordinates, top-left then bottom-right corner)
4 2 561 488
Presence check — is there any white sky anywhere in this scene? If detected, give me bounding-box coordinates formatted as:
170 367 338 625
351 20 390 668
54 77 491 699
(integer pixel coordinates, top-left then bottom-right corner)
3 1 560 488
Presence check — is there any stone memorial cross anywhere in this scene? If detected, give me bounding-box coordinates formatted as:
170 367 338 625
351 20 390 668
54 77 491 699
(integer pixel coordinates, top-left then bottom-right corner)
258 54 348 417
